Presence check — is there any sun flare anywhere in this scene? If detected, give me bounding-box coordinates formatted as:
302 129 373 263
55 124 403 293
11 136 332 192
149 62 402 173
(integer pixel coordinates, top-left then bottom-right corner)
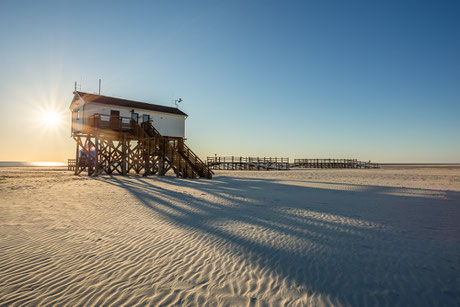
41 110 61 127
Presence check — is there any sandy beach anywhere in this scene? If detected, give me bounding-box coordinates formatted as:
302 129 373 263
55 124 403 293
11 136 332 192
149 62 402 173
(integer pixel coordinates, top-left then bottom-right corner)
1 166 459 306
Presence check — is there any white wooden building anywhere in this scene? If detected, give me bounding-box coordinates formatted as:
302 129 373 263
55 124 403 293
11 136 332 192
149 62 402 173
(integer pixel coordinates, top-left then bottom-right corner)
69 91 187 138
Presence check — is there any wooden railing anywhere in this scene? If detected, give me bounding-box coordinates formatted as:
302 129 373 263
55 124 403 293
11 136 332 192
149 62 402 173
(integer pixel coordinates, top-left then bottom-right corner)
174 141 214 178
141 120 162 138
88 114 133 132
68 159 76 171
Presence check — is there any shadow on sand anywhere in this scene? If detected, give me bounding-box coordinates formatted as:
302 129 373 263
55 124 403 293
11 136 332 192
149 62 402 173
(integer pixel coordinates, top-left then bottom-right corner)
95 173 460 306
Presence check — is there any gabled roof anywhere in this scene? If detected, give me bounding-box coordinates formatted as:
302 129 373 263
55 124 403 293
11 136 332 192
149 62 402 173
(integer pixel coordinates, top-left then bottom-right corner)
71 91 188 116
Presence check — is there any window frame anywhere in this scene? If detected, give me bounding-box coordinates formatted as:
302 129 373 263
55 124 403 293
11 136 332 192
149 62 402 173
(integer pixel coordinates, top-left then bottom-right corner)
131 112 139 123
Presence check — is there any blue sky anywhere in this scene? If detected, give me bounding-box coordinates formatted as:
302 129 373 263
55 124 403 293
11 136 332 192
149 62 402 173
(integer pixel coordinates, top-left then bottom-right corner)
0 0 459 162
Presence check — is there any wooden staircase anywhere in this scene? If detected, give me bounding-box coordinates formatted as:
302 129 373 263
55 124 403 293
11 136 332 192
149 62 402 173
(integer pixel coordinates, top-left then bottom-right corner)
138 121 213 179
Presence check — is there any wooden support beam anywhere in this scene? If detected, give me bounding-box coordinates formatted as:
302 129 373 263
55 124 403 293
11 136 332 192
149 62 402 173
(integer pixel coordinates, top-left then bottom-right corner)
122 134 127 176
74 136 80 175
143 138 150 177
94 134 99 176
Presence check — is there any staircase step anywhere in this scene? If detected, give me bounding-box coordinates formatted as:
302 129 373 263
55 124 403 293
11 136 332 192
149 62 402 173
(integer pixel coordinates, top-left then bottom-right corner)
137 121 212 179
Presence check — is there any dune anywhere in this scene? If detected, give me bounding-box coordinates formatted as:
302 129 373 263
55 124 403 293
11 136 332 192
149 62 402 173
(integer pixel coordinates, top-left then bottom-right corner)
0 166 459 306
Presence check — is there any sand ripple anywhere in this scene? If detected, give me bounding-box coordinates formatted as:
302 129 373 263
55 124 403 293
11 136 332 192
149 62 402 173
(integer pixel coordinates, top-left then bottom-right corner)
1 167 459 306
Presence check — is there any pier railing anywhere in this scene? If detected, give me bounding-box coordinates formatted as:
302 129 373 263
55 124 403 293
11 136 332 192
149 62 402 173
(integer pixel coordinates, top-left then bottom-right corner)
206 157 379 170
207 156 290 170
293 159 379 169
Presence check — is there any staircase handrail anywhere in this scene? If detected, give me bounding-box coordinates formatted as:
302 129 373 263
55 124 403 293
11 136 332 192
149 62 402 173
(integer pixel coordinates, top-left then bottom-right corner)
178 142 214 175
142 121 213 178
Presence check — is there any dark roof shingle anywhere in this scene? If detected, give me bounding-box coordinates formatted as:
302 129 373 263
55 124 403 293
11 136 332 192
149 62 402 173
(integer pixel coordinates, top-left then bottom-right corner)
74 91 187 116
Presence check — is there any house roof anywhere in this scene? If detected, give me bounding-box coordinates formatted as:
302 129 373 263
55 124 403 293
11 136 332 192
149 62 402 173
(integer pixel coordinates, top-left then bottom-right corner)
71 91 188 116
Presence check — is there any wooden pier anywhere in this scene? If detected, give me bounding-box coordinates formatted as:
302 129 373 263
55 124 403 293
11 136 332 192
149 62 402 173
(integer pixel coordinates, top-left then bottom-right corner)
292 159 379 169
206 156 379 171
207 156 290 170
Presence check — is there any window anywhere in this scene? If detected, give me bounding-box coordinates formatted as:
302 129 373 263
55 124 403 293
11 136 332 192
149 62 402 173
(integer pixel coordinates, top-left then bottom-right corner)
110 110 120 118
142 114 150 123
131 112 139 123
76 111 80 120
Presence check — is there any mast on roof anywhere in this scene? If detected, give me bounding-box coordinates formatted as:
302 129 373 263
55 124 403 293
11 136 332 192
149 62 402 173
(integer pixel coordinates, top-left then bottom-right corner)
175 98 182 108
74 81 81 92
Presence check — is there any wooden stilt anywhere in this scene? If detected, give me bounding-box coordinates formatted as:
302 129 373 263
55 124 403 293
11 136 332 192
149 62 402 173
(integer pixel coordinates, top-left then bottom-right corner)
122 134 127 176
75 136 80 175
94 134 99 176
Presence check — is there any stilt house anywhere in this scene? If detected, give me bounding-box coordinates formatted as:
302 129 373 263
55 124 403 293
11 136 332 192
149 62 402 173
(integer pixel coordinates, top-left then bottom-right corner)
69 91 212 179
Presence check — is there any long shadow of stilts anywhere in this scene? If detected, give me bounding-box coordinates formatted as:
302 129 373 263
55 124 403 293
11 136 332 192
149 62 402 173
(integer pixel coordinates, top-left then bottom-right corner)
94 174 460 306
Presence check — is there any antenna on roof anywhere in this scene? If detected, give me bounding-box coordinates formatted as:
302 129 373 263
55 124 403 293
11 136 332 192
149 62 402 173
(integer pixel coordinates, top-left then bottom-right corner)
74 81 82 92
98 79 101 95
174 98 182 108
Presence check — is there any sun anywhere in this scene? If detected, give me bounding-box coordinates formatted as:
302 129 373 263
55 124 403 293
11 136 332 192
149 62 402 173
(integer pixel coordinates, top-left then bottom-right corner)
41 110 62 127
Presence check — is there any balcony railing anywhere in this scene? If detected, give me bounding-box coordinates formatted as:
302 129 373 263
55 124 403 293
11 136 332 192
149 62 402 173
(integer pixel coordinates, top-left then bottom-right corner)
88 113 134 132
